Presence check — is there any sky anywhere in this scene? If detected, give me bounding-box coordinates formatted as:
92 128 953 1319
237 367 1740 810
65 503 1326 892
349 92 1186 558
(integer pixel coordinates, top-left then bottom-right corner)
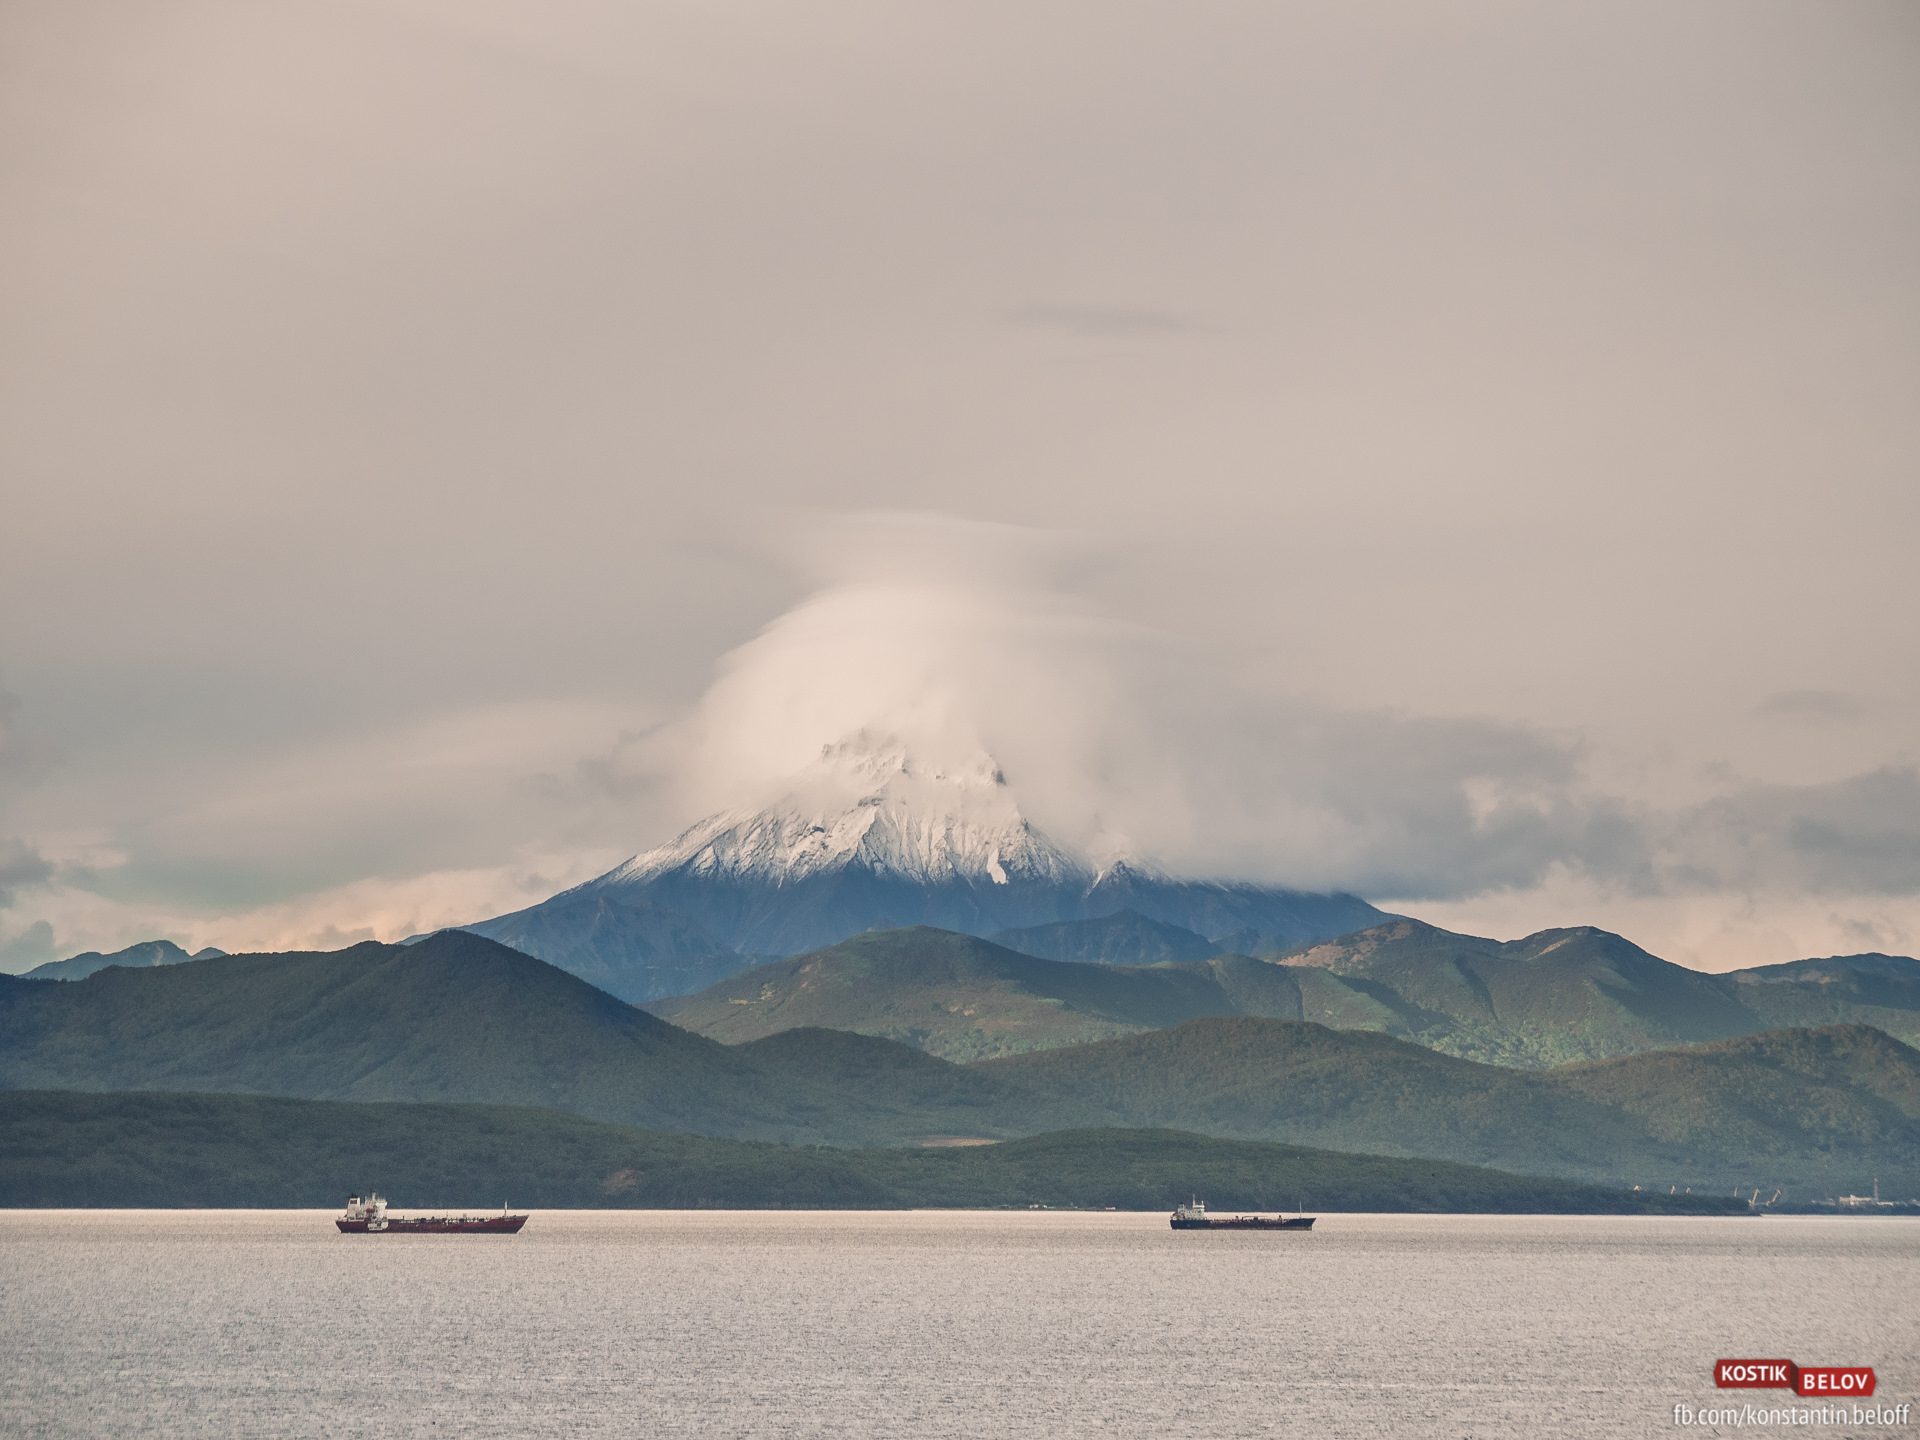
3 0 1916 973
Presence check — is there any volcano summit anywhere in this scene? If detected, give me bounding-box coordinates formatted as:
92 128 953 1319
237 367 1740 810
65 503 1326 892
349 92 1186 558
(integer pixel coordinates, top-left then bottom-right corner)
461 738 1385 1000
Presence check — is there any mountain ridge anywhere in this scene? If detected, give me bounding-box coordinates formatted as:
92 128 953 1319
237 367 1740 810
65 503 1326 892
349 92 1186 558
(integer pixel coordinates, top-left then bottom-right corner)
4 933 1916 1195
0 931 982 1144
23 940 227 982
1265 918 1920 1064
647 920 1920 1066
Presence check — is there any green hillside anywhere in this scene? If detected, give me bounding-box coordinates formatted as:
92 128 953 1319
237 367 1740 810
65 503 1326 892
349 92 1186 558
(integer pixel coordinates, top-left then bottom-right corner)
1726 954 1920 1042
1271 920 1764 1065
0 1090 1746 1214
1550 1025 1920 1181
644 927 1287 1059
990 910 1221 965
0 933 1013 1146
1269 919 1920 1065
731 1027 1093 1134
974 1018 1920 1197
646 921 1920 1069
6 932 1913 1196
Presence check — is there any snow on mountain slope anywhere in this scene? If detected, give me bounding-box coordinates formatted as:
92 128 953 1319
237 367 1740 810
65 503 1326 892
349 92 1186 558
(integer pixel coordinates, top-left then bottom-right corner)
593 737 1089 891
465 734 1389 995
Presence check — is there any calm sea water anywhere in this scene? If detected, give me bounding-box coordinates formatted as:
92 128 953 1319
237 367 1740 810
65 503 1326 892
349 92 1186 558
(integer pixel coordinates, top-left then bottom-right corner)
1 1210 1913 1439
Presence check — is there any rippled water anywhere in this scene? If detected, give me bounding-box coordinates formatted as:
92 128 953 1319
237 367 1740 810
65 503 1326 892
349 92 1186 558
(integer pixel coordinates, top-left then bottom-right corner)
2 1210 1914 1438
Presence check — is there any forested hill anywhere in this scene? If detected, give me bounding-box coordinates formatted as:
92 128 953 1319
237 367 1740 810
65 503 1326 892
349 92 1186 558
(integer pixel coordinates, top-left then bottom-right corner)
971 1017 1920 1195
0 932 1026 1145
647 921 1920 1069
0 1090 1748 1215
1265 919 1920 1065
5 932 1914 1195
645 926 1302 1059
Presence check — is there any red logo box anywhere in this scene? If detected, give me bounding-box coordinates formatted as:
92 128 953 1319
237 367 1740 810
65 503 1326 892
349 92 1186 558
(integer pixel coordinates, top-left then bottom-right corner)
1715 1360 1796 1389
1795 1367 1876 1397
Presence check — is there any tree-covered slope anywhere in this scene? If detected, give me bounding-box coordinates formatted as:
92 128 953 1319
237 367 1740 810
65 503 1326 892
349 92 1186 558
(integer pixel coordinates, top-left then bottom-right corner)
644 927 1273 1059
972 1018 1920 1196
1724 955 1920 1043
1270 920 1756 1065
1549 1024 1920 1178
1269 920 1920 1065
5 929 1912 1195
989 910 1222 965
0 1090 1746 1214
0 932 1001 1145
648 919 1920 1070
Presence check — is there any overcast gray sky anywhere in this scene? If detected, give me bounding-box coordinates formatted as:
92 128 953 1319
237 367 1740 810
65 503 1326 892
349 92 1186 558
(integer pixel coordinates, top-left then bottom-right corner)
4 0 1916 972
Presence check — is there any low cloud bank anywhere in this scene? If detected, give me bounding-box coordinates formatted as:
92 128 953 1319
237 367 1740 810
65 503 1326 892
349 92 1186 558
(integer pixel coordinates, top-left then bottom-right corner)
2 516 1915 972
0 690 59 910
648 515 1918 913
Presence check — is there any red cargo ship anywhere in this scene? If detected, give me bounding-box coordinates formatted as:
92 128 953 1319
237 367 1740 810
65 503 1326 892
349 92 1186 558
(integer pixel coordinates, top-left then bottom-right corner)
335 1192 528 1234
1170 1198 1314 1230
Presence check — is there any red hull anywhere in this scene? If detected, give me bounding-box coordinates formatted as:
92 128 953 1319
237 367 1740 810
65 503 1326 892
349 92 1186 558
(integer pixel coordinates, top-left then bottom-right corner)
336 1215 527 1234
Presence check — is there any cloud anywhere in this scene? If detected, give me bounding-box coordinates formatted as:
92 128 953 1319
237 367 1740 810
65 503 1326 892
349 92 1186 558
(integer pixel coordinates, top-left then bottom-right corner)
663 514 1641 897
1660 767 1920 898
0 688 61 803
663 514 1920 911
2 2 1914 972
0 847 624 969
1756 690 1868 720
1407 871 1920 974
1005 304 1203 337
7 512 1916 972
0 689 59 908
31 698 652 914
0 840 56 909
0 919 56 970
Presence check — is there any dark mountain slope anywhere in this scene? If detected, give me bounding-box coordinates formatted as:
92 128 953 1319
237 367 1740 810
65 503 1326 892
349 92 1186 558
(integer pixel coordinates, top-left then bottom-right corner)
0 1091 1740 1213
990 910 1220 965
1198 954 1319 1019
1735 953 1920 984
653 918 1920 1069
1549 1024 1920 1169
644 927 1265 1060
485 864 1381 993
1272 920 1920 1064
1074 864 1384 954
7 929 1910 1195
732 1027 1081 1129
974 1018 1636 1174
0 932 1001 1144
1723 955 1920 1042
462 894 756 1003
971 1018 1920 1195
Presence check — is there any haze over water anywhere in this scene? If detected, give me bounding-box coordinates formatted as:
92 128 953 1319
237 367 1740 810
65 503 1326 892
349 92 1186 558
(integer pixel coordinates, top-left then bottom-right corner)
3 1211 1913 1438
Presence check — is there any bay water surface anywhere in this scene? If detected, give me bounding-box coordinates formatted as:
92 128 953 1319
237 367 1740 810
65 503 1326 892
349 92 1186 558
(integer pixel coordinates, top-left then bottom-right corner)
2 1210 1913 1438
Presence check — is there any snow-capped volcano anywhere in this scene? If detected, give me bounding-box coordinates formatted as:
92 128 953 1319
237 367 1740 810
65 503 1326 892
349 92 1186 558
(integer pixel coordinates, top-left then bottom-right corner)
464 735 1387 999
594 737 1090 891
